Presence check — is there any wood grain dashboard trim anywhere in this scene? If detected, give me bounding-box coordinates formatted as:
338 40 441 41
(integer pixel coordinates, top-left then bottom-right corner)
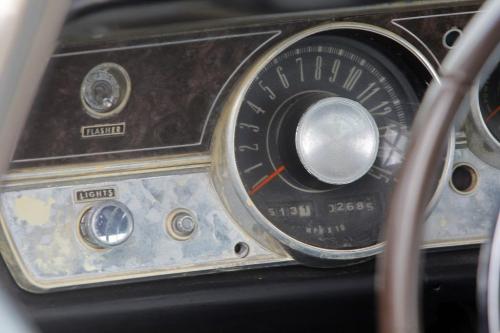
10 2 480 169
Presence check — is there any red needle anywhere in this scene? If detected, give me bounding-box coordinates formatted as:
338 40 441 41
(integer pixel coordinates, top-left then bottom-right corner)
486 105 500 123
249 165 285 196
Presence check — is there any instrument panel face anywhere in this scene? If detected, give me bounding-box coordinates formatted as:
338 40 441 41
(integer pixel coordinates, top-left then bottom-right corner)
0 3 495 292
234 35 420 250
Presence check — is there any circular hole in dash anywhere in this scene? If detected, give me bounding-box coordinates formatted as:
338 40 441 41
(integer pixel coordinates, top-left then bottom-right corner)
442 27 462 49
450 163 479 194
234 242 250 258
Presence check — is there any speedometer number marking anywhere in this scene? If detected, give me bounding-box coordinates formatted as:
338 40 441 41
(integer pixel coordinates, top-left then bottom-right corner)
243 163 263 174
314 56 323 80
238 123 260 132
357 82 380 103
369 101 392 115
329 59 341 83
342 67 363 91
296 57 305 82
238 144 259 152
276 66 290 88
258 80 276 100
246 101 266 114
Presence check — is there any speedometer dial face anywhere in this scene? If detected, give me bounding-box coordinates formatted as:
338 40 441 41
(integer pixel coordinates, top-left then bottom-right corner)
234 35 424 250
479 64 500 142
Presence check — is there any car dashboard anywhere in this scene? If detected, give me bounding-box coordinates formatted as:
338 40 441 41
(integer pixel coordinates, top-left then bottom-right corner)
0 0 496 296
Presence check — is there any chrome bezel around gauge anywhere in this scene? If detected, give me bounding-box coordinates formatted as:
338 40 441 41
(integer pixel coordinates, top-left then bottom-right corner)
466 76 500 168
212 22 453 261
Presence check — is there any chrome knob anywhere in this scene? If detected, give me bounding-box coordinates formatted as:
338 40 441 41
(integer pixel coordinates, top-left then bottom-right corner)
295 97 379 185
172 213 196 237
80 63 131 118
166 209 197 240
80 200 134 248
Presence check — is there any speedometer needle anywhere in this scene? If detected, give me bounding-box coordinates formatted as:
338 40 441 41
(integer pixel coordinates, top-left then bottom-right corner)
486 105 500 123
249 165 285 196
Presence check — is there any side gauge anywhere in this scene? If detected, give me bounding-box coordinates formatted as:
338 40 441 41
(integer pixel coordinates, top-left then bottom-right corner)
479 65 500 141
467 63 500 168
213 23 453 263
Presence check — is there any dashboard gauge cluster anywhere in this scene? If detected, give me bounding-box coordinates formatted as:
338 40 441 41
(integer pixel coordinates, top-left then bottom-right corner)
1 5 493 292
214 24 452 262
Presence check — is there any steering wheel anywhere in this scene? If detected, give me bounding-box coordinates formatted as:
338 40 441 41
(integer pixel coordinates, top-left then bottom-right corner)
378 0 500 332
0 1 70 332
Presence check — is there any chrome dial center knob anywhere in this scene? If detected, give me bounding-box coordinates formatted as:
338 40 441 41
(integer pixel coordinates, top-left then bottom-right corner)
295 97 379 185
80 200 134 248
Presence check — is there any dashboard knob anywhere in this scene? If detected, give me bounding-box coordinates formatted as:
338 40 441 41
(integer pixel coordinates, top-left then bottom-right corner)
80 200 134 249
295 96 379 185
166 209 197 240
80 63 131 119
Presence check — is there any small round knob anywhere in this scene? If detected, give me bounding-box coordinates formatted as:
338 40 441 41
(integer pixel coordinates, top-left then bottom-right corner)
80 200 134 248
166 209 197 240
295 97 379 185
80 63 131 119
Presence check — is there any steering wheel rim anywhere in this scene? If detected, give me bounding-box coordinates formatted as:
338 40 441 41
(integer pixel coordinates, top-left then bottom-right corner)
378 1 500 332
479 214 500 333
0 1 70 332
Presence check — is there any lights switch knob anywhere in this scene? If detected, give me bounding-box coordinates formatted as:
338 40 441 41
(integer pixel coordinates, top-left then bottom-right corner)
80 200 134 248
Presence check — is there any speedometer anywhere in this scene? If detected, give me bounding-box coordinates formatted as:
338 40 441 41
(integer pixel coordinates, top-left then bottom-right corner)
214 23 451 261
235 36 415 250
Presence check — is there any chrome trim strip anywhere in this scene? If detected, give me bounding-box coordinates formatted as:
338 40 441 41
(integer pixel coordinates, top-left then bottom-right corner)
3 154 211 188
393 10 479 21
390 20 440 66
391 11 479 67
53 31 281 57
422 237 485 250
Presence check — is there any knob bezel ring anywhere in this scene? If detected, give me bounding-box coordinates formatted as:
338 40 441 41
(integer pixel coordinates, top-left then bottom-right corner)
165 208 198 241
79 200 134 249
80 62 132 119
76 206 107 251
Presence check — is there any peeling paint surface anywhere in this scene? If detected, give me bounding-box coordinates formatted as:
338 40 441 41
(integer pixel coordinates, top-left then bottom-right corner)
14 196 54 226
0 171 282 286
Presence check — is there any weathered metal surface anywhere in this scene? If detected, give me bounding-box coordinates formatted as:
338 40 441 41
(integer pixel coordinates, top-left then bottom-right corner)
0 170 287 291
424 148 499 245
